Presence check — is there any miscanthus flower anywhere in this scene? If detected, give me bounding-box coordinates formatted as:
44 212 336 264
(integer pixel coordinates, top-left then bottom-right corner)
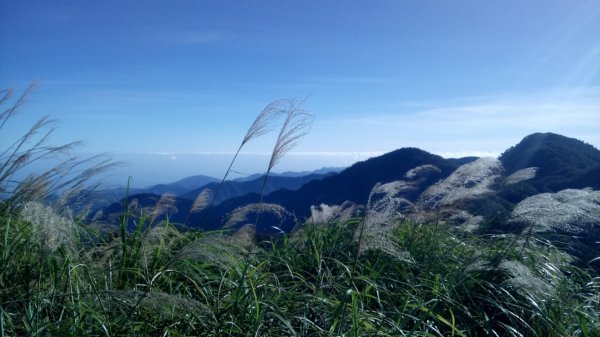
20 201 75 252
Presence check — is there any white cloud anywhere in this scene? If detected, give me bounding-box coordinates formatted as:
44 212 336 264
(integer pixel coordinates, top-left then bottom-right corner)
433 151 501 159
337 87 600 153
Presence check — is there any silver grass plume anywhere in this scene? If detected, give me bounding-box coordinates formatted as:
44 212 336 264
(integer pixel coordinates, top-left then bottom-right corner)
225 203 291 229
170 232 252 270
0 82 36 130
253 98 313 232
1 84 121 209
355 183 412 263
310 201 359 225
140 224 183 272
150 193 178 225
20 201 76 252
190 188 213 213
267 98 313 173
242 99 290 145
199 100 287 227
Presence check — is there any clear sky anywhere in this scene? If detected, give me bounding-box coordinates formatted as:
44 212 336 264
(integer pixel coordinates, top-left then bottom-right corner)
2 1 599 186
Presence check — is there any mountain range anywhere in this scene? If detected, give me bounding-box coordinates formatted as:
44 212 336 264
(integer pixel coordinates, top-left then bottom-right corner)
96 133 600 244
79 168 343 213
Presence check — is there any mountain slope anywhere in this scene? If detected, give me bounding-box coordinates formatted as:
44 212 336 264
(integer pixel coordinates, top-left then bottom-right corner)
144 174 219 196
500 132 600 192
180 172 334 205
96 171 336 227
193 148 461 230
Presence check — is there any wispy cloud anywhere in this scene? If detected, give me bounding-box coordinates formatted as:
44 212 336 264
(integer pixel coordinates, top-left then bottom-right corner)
434 150 502 158
334 87 600 154
151 151 383 157
353 88 599 125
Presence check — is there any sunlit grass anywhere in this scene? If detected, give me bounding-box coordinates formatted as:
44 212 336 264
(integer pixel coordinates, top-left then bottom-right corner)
2 208 599 336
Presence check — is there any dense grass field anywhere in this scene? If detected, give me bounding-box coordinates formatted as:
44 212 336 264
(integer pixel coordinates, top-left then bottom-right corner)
1 201 599 336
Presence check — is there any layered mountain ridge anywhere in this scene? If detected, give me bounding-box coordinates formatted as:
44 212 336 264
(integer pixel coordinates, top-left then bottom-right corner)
97 133 600 244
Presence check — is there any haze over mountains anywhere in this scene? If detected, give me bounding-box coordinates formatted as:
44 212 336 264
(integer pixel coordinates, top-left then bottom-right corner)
88 168 342 216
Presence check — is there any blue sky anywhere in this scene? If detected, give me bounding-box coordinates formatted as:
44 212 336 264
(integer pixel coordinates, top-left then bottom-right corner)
2 1 599 186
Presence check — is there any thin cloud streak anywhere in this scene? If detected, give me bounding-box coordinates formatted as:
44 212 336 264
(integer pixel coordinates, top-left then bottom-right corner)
343 89 600 141
151 151 384 157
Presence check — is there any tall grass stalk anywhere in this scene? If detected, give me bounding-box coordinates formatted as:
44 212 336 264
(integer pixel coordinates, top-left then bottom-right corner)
253 98 313 233
0 84 120 212
198 100 288 228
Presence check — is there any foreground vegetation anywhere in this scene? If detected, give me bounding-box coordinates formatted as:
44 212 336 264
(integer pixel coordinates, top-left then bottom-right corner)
1 202 599 336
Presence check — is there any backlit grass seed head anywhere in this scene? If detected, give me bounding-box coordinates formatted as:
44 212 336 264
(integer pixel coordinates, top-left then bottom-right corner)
190 188 213 213
311 203 339 224
174 233 251 269
150 192 177 224
355 183 413 262
268 100 313 172
242 99 290 145
198 99 289 228
310 201 359 225
498 260 555 299
143 225 181 245
20 201 75 252
225 203 290 229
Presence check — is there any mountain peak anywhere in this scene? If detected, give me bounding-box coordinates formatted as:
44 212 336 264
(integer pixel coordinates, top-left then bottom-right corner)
500 132 600 191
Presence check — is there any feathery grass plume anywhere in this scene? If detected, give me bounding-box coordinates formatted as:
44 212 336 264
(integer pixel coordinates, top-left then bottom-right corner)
498 260 555 298
225 203 291 229
254 98 313 232
266 98 313 174
171 232 251 270
0 84 121 211
149 192 177 225
139 223 184 273
108 290 212 320
310 203 340 225
355 183 412 263
503 167 538 185
310 201 360 225
19 201 75 252
0 82 35 130
199 100 288 227
190 188 213 213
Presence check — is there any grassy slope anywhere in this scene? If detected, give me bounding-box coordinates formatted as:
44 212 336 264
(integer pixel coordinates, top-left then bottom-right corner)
1 203 598 336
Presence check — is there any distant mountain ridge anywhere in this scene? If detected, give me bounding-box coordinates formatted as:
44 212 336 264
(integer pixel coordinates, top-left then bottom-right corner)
191 148 465 231
143 174 219 196
96 132 600 236
232 167 344 182
76 175 218 212
83 168 341 212
180 172 336 205
95 168 340 225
